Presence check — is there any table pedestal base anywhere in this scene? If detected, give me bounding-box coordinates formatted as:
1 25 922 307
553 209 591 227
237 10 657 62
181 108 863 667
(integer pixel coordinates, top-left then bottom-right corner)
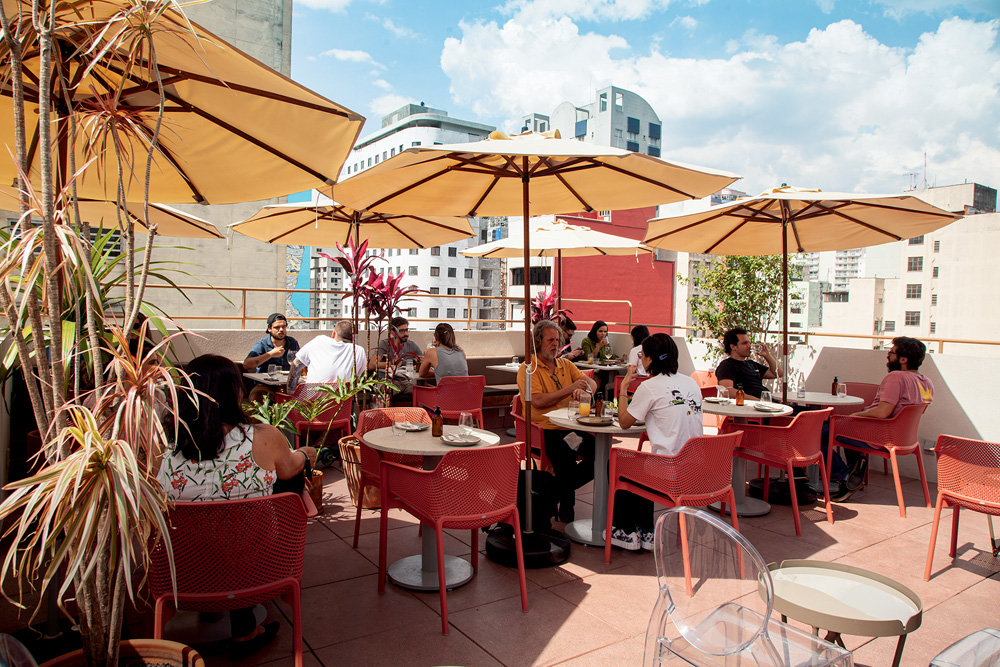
387 554 474 591
709 456 772 517
486 529 570 568
564 519 605 546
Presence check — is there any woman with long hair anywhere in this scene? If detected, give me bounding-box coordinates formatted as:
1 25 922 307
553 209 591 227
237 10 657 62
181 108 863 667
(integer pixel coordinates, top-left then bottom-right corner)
626 324 650 377
581 320 615 362
157 354 317 658
611 334 703 551
419 322 469 381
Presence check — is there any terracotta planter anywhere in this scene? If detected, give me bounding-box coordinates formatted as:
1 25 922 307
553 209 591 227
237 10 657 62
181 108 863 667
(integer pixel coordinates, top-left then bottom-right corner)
39 639 204 667
338 436 380 509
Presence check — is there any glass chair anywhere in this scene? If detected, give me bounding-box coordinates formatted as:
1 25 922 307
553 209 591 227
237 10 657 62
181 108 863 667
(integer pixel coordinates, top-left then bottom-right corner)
644 507 854 666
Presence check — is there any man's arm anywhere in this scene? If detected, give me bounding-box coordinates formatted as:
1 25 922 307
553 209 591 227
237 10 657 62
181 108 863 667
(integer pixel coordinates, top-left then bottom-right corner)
854 401 895 419
243 343 283 371
758 347 781 379
286 358 306 392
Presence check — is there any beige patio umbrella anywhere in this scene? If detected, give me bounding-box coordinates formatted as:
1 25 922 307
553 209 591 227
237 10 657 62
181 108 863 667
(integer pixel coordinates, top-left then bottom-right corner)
642 186 962 399
460 216 651 310
333 129 739 561
0 187 223 239
1 0 364 205
229 201 474 248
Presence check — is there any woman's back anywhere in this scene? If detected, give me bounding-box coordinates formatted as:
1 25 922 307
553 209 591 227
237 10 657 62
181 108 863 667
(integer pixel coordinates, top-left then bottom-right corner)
628 373 703 457
158 424 276 501
434 345 469 381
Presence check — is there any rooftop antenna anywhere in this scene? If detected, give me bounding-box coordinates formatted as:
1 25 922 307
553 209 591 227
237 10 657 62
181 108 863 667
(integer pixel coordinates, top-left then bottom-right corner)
923 151 928 189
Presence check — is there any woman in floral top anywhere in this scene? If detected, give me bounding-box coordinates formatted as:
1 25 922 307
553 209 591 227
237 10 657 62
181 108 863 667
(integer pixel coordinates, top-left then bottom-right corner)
157 354 317 659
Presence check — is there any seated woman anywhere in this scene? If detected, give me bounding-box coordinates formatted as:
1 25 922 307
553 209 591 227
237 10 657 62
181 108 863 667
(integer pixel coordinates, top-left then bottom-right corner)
581 320 615 362
419 322 469 381
612 334 704 551
626 324 650 378
156 354 318 659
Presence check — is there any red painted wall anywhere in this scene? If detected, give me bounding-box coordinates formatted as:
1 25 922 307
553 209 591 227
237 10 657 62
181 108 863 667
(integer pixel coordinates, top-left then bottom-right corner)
554 207 675 335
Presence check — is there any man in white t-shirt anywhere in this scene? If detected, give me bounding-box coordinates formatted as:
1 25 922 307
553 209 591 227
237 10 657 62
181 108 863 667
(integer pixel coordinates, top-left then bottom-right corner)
287 321 366 392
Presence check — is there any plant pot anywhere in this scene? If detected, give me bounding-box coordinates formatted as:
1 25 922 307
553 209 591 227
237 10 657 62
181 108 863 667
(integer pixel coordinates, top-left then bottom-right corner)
305 469 324 514
39 639 204 667
338 436 380 509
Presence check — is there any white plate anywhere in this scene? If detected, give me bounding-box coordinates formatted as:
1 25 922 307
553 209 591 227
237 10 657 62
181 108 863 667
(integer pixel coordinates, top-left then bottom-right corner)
703 396 729 404
754 402 784 412
441 433 481 446
398 422 430 431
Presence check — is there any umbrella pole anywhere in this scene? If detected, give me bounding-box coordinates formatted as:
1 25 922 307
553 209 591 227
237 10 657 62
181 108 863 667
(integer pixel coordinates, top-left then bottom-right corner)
557 249 563 313
522 165 535 536
781 207 789 403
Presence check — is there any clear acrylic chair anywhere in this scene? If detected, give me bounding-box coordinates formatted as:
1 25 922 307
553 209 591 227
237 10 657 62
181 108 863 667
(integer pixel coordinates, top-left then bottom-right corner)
644 507 854 667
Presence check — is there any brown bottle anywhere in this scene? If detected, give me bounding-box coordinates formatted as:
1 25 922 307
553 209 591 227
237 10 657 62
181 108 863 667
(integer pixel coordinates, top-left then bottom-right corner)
735 385 745 406
831 376 839 396
431 406 444 437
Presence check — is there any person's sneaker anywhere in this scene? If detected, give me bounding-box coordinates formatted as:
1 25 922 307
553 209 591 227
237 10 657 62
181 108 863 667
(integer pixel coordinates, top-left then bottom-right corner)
831 482 858 502
846 456 869 492
640 531 655 551
611 528 641 551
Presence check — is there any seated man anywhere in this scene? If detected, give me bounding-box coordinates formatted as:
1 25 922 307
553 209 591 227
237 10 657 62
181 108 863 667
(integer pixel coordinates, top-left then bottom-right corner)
243 313 300 373
287 320 366 392
517 320 598 523
368 316 422 393
715 327 781 399
826 336 934 501
559 318 585 362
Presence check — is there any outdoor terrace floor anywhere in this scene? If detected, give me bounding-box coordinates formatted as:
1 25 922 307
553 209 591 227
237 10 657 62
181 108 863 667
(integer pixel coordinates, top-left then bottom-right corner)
7 427 1000 666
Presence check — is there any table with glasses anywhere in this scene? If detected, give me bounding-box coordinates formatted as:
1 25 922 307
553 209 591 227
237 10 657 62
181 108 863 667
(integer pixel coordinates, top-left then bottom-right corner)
361 424 500 591
702 398 794 517
574 361 627 373
242 371 289 388
544 407 647 547
781 391 865 408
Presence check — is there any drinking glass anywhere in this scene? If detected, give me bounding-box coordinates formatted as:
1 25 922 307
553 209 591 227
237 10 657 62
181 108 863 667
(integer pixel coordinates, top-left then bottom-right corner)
568 398 580 416
266 363 278 379
459 412 475 436
286 350 296 365
717 386 729 402
392 414 407 437
760 390 771 405
838 383 848 399
511 356 519 366
579 397 592 417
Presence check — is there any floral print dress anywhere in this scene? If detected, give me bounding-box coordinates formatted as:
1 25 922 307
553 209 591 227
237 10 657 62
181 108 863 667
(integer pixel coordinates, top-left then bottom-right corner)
157 424 276 501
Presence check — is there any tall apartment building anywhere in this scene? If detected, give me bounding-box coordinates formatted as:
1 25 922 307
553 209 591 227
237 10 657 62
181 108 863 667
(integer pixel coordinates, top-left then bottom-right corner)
793 248 865 292
317 104 503 331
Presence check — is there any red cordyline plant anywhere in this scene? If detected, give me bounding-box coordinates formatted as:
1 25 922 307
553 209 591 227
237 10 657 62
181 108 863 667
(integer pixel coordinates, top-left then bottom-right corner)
530 288 572 327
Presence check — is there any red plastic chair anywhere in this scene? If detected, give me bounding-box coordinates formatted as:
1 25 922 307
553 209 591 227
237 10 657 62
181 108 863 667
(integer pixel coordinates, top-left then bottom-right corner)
378 443 528 634
412 375 485 427
722 408 835 536
605 432 744 564
276 384 352 448
581 368 595 380
828 403 931 518
924 435 1000 580
691 370 718 388
149 493 308 667
832 381 887 475
512 393 550 471
352 408 427 548
614 374 650 397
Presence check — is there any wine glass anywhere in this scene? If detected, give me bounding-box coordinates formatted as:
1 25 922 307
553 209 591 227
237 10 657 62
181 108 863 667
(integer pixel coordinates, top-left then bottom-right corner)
717 386 729 402
459 412 475 437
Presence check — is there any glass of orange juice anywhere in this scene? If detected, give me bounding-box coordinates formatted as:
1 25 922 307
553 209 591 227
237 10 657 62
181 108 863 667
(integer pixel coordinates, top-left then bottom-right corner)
579 400 591 417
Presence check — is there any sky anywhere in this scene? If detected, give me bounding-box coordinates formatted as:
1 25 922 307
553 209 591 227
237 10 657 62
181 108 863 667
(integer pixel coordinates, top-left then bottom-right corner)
289 0 999 198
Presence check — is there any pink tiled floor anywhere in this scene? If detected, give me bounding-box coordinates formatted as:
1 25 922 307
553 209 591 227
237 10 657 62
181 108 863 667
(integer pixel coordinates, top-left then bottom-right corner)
6 429 1000 666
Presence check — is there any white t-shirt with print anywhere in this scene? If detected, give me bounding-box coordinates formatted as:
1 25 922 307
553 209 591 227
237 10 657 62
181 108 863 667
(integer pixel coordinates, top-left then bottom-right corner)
296 336 366 384
627 345 649 377
625 372 703 456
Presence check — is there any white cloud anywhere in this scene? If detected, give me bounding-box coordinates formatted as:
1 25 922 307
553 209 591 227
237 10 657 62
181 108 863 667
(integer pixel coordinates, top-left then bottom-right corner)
441 16 1000 194
499 0 679 23
816 0 834 13
372 78 393 91
319 48 386 70
364 12 419 37
670 15 697 32
875 0 998 19
293 0 353 13
371 93 414 116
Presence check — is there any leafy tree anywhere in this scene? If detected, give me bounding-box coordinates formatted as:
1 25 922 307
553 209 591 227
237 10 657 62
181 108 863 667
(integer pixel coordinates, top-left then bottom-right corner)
681 255 800 359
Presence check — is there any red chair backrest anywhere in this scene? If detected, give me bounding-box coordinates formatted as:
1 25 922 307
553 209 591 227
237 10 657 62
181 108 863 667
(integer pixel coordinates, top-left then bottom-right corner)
149 493 307 608
833 381 880 416
615 374 650 397
581 369 595 380
355 408 430 478
780 407 834 458
691 370 719 388
288 383 352 424
934 434 1000 503
416 375 485 412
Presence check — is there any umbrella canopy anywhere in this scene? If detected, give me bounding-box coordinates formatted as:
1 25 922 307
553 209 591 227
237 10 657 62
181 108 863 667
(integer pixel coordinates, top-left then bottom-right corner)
330 130 739 217
0 187 222 239
1 0 364 205
460 217 650 258
642 185 962 398
229 202 474 248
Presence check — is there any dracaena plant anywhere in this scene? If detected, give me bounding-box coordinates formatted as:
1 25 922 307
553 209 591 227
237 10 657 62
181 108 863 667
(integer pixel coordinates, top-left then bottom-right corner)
530 288 572 327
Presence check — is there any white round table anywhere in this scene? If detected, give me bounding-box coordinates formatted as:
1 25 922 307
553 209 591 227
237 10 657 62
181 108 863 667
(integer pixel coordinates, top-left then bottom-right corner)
702 399 793 517
544 408 647 547
362 425 500 591
782 391 865 408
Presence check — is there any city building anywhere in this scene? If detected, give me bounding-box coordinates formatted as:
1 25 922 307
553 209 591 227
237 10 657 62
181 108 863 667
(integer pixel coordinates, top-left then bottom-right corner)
316 104 504 331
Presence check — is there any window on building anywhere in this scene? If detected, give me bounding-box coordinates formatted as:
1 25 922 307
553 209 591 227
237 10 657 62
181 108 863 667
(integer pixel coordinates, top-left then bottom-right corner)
390 148 395 157
430 287 439 294
431 246 441 256
446 308 456 318
409 249 418 255
464 268 473 279
599 93 608 112
367 157 372 167
791 306 802 314
411 141 421 147
884 320 895 332
383 151 387 161
615 92 623 109
464 288 473 295
904 311 920 327
930 322 936 333
408 308 417 318
909 235 924 245
647 146 660 157
430 267 440 277
907 257 924 271
575 119 587 138
463 309 469 318
448 247 457 257
790 321 802 328
447 287 456 295
510 266 552 286
933 240 940 252
933 266 939 278
429 308 439 318
931 294 938 306
408 266 417 276
374 154 379 164
905 284 922 299
447 267 456 277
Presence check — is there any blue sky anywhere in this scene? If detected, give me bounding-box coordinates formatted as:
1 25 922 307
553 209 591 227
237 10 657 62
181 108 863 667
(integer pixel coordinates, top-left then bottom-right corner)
289 0 999 196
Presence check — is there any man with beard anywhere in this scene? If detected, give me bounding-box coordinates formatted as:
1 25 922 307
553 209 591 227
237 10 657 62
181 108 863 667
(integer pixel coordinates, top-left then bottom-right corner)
825 336 934 501
368 316 422 394
517 320 598 523
244 313 300 373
